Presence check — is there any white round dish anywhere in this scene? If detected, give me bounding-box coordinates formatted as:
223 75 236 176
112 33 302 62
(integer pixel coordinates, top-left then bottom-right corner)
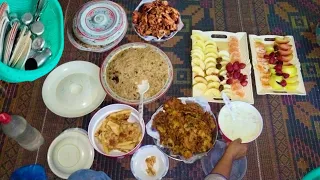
72 0 127 46
47 128 94 179
42 61 106 118
131 145 169 180
3 21 19 65
0 17 9 61
88 104 145 157
14 36 32 70
218 101 263 143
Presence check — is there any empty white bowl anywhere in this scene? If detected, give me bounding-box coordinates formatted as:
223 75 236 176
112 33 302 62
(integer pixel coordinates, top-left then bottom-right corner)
42 61 106 118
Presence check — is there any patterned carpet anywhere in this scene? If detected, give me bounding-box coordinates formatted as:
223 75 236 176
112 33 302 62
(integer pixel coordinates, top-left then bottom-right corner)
0 0 319 180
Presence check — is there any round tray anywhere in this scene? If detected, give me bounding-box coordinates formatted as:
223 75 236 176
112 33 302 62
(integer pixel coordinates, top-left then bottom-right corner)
149 97 218 163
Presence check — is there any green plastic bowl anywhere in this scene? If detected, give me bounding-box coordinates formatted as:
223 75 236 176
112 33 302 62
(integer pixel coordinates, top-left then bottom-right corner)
0 0 64 83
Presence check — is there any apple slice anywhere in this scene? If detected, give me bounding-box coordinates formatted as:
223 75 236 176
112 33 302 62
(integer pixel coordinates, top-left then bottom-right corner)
222 56 231 62
192 66 205 77
219 70 227 76
219 50 230 58
193 83 207 91
205 47 218 55
282 65 297 77
204 88 221 99
275 36 290 44
204 57 217 64
192 41 205 50
286 76 298 83
285 81 299 91
269 75 284 90
220 65 226 71
207 82 220 89
206 68 219 75
191 50 205 60
194 76 208 84
205 75 220 82
220 61 229 66
205 52 219 59
192 57 203 65
206 62 217 69
205 40 217 47
278 49 293 56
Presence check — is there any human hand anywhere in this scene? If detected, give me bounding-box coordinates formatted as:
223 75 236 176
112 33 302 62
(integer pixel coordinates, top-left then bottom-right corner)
225 138 248 160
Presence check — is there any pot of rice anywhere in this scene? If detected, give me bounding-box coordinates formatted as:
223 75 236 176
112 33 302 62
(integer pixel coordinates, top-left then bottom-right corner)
100 43 173 105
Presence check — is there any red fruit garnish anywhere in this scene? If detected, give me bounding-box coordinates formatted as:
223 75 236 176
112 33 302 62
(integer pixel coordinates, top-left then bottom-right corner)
239 63 246 69
275 64 282 71
227 72 233 78
280 80 287 87
264 55 270 59
226 79 233 84
277 56 283 61
276 73 283 76
275 51 280 57
269 58 276 64
273 45 279 51
233 71 241 79
276 60 283 65
283 73 290 78
233 63 240 71
240 80 248 87
243 75 248 79
226 63 233 72
239 74 244 81
269 52 275 58
276 69 283 74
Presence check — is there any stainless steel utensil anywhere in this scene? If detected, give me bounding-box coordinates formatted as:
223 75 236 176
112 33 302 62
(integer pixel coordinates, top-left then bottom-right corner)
34 0 48 21
24 48 52 70
21 13 33 25
31 37 45 50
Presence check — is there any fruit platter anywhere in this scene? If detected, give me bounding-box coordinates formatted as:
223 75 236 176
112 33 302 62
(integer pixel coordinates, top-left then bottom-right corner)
249 35 306 95
191 30 254 104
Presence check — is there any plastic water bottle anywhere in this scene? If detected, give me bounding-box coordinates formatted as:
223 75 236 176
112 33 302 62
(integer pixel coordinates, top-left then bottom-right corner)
0 113 44 151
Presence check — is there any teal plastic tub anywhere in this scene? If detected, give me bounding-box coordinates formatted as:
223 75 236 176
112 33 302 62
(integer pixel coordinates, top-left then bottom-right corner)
0 0 64 83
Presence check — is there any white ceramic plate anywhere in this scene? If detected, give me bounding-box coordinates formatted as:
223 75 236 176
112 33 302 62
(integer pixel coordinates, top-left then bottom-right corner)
88 104 145 157
3 21 19 65
47 128 94 179
42 61 106 118
131 145 169 180
0 17 9 60
14 36 32 70
8 25 27 67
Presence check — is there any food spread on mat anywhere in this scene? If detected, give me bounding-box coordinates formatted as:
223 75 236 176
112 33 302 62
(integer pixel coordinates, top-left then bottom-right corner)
191 30 250 101
106 46 169 100
253 36 301 91
132 0 180 38
95 109 142 154
152 98 216 159
145 156 157 176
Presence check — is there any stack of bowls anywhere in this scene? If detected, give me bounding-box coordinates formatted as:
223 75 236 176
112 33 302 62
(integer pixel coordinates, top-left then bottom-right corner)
69 0 127 52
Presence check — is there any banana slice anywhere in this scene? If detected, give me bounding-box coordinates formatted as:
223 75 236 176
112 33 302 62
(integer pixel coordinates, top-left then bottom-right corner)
219 50 230 57
204 47 218 55
220 61 229 66
205 40 217 47
222 56 231 62
193 83 207 92
220 80 227 85
219 70 227 76
224 84 232 89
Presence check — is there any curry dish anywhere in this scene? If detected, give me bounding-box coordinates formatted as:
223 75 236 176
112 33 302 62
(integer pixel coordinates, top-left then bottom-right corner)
106 47 169 101
152 98 216 159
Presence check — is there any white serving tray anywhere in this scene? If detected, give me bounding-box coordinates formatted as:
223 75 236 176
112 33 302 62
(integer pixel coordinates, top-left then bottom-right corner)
192 30 254 104
249 35 306 95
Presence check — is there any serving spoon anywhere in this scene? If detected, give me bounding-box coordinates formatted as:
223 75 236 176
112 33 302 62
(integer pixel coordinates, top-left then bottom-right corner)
137 80 150 122
221 92 236 121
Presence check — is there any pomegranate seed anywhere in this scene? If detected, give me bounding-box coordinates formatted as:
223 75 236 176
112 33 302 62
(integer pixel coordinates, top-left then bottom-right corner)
269 52 275 58
239 63 246 69
276 72 283 76
240 80 248 86
226 79 233 84
227 72 232 78
276 60 283 65
243 75 248 79
276 69 283 74
283 73 290 78
233 71 241 79
226 63 233 72
273 45 279 51
233 63 240 71
280 80 287 87
275 64 282 71
275 51 280 57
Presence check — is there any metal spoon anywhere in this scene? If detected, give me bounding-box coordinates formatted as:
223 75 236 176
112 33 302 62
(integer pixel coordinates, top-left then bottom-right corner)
137 80 150 122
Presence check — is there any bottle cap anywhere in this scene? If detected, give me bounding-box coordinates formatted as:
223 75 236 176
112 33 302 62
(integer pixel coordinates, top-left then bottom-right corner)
0 113 11 124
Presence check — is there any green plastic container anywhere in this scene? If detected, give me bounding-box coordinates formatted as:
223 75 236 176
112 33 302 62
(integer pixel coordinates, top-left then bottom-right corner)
0 0 64 83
